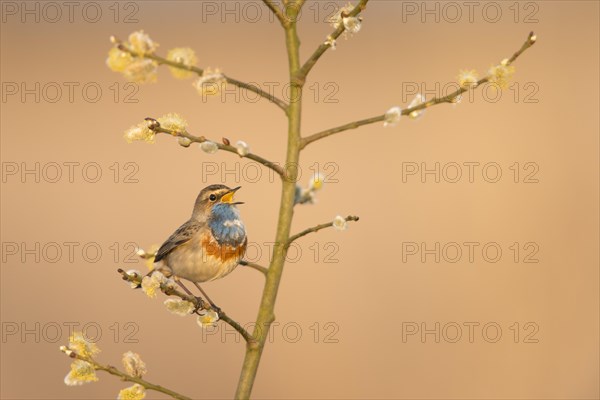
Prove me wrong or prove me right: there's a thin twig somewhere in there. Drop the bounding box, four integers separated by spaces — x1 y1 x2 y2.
296 0 307 9
300 32 537 149
117 45 289 114
218 312 256 344
300 115 384 149
239 260 268 276
508 32 537 64
295 0 369 85
262 0 288 26
64 352 191 400
151 124 285 178
287 216 359 245
117 269 256 344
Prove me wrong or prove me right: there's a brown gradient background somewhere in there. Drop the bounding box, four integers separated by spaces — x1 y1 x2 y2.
1 1 598 399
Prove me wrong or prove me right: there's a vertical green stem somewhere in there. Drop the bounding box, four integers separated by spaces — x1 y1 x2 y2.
234 8 303 400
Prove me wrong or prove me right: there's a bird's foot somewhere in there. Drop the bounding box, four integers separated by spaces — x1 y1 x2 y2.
193 296 207 312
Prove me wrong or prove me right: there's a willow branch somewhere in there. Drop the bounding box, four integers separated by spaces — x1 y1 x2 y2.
234 7 303 397
262 0 287 27
508 32 537 64
287 215 359 244
117 269 255 344
295 0 307 11
239 260 268 276
94 364 189 400
300 32 537 149
117 44 289 114
295 0 369 84
149 123 285 178
219 314 256 344
300 115 384 149
60 350 191 400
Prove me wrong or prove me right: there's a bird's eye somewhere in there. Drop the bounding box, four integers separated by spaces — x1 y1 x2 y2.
209 194 217 201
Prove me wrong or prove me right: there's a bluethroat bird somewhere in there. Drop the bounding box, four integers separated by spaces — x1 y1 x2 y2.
154 184 247 310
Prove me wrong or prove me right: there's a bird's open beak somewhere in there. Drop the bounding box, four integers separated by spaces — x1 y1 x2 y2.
220 186 243 204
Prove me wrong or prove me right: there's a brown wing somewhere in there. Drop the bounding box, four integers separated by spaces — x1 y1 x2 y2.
154 220 203 262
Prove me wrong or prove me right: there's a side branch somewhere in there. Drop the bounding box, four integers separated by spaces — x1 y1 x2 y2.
149 123 285 178
300 115 384 149
91 357 191 400
287 215 359 244
117 269 256 344
117 44 289 114
239 260 269 276
262 0 288 27
295 0 369 84
301 32 537 149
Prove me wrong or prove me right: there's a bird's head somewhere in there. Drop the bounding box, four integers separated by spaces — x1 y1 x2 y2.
192 184 243 219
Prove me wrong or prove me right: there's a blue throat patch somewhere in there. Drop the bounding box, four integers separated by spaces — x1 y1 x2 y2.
209 204 246 246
